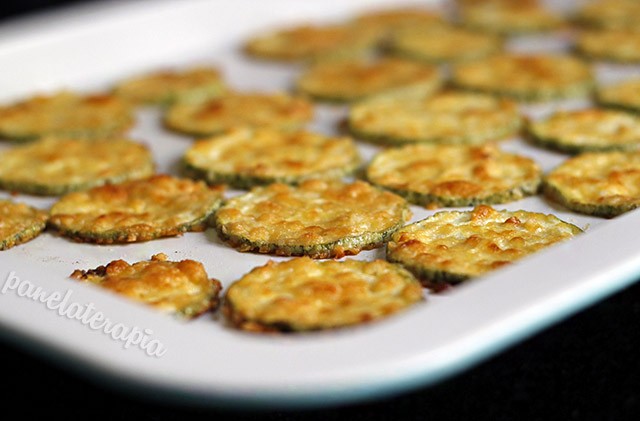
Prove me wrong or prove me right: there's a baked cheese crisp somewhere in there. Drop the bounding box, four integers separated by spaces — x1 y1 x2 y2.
244 23 378 62
214 180 411 258
576 30 640 63
0 200 48 251
387 205 582 286
164 92 313 137
459 0 563 34
49 175 224 243
223 257 423 332
0 91 133 141
183 128 361 188
351 7 443 39
543 151 640 217
114 66 226 105
366 144 541 207
0 137 155 196
527 109 640 153
574 0 640 30
452 54 593 102
597 79 640 113
349 90 521 145
70 253 222 318
295 58 442 103
389 25 502 63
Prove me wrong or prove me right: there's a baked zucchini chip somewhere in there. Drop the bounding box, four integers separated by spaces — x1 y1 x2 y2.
573 0 640 30
527 109 640 154
0 200 48 251
349 89 521 146
164 92 313 137
543 151 640 217
389 25 502 64
0 91 133 141
366 144 541 207
351 7 444 40
458 0 563 34
596 79 640 113
70 253 222 318
387 205 582 286
223 257 423 333
576 30 640 63
452 54 594 102
214 180 411 258
182 128 361 189
243 23 378 62
49 175 224 243
0 137 155 196
114 66 226 105
295 57 442 103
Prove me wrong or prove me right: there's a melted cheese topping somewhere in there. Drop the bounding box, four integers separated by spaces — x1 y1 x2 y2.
296 58 441 102
529 109 640 149
545 151 640 210
224 257 423 331
0 91 133 140
388 205 581 278
577 30 640 62
49 175 224 242
0 200 48 250
367 144 540 200
452 54 593 100
215 180 411 248
597 79 640 111
575 0 640 30
0 137 154 194
390 25 502 62
164 93 313 137
349 90 521 144
70 253 221 318
460 0 562 33
114 66 226 104
184 128 361 182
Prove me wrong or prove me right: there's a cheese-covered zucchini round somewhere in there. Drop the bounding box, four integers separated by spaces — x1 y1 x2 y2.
70 253 222 318
543 151 640 217
0 200 48 251
0 91 134 141
573 0 640 30
223 257 424 332
576 30 640 63
214 180 411 258
452 54 594 102
164 92 313 137
0 137 155 196
295 58 442 103
366 144 541 207
387 205 582 286
182 128 361 188
351 7 443 40
596 79 640 113
459 0 563 34
527 109 640 153
49 175 224 243
349 89 521 145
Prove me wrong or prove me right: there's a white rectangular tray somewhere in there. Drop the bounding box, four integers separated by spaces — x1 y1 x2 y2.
1 0 639 408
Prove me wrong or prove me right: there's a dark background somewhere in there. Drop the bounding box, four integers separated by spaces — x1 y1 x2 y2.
1 1 639 420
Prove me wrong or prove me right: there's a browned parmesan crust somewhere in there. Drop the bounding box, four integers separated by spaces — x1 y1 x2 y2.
0 200 48 250
49 175 224 243
70 253 222 318
214 180 412 258
223 257 424 332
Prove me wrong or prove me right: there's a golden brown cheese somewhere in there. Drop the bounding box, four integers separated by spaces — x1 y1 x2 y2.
214 179 411 258
182 127 361 188
164 92 314 137
71 253 222 318
49 174 224 243
387 205 582 283
574 0 640 30
0 91 134 141
459 0 563 34
366 144 541 206
295 57 442 102
576 30 640 63
0 137 155 195
597 79 640 112
223 257 423 332
0 200 48 250
543 151 640 217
